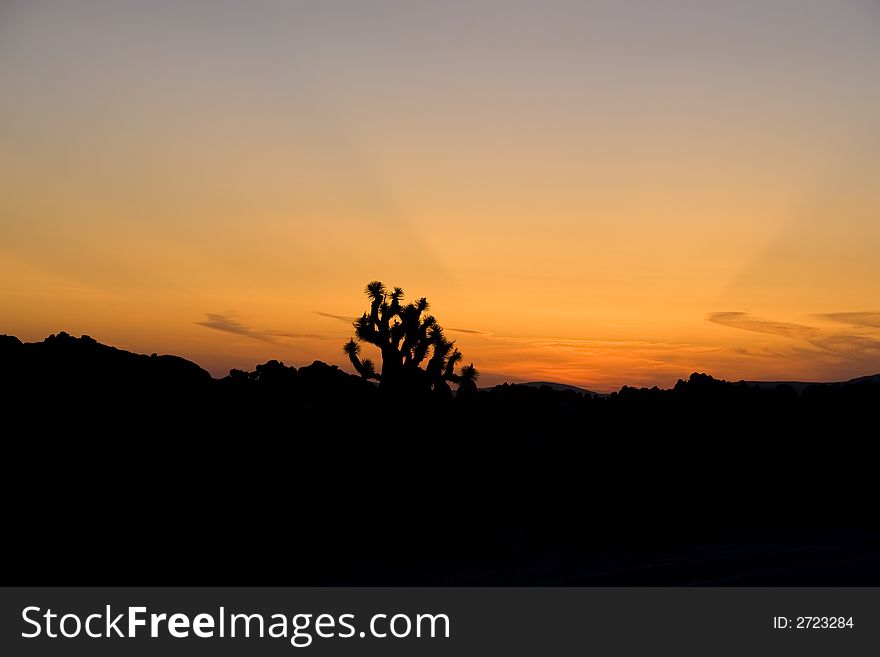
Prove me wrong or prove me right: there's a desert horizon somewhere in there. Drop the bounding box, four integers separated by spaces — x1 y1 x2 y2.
3 1 880 391
6 327 880 396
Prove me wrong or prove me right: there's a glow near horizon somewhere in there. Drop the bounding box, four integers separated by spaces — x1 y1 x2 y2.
1 0 879 391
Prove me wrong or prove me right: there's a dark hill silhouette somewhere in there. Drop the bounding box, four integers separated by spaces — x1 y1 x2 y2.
3 333 880 585
845 373 880 385
510 381 601 396
1 331 211 389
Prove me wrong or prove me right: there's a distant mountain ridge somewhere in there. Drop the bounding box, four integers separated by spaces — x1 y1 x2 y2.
510 381 601 396
489 374 880 397
845 373 880 385
742 373 880 394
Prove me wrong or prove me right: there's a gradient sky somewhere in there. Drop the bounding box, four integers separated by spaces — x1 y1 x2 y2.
2 0 879 390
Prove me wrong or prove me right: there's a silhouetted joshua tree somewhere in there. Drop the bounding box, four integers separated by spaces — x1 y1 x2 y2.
343 281 478 394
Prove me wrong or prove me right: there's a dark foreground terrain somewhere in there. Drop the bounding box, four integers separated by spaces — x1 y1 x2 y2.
3 332 879 584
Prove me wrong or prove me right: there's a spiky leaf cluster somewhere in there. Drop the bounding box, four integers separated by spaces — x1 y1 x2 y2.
343 281 478 391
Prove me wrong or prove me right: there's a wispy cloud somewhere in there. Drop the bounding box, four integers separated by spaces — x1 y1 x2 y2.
466 334 740 392
197 313 322 344
707 311 880 358
446 327 490 335
815 311 880 329
472 312 880 389
314 312 356 323
706 312 819 339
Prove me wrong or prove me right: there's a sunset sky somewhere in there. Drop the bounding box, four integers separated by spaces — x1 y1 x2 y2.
2 0 879 391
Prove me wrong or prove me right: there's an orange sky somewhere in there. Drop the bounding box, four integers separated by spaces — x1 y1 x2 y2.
2 1 880 391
